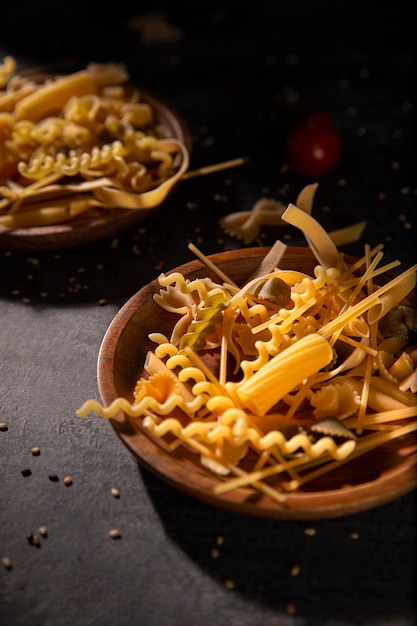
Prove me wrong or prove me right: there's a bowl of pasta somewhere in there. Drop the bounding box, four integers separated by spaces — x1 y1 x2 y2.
0 58 191 251
77 205 417 519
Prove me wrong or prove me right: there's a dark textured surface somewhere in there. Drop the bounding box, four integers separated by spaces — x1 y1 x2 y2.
1 2 416 625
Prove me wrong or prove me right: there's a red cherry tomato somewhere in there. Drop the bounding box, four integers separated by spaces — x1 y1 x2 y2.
285 111 342 177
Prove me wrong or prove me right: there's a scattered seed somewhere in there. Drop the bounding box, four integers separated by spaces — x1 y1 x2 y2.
224 578 235 590
290 564 301 576
98 298 107 306
0 422 8 431
31 447 40 456
109 528 121 539
304 526 316 536
27 533 41 548
48 474 59 482
285 602 297 615
2 556 12 570
63 476 72 486
210 548 220 558
216 535 224 545
348 530 359 540
21 469 32 477
39 526 48 537
110 487 120 498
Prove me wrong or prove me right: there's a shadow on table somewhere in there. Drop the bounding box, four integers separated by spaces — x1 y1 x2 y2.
139 463 417 624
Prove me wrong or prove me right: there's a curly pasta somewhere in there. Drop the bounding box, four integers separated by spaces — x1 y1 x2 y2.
0 58 189 229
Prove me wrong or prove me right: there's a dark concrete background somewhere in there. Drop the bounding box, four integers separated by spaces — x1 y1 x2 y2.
1 2 416 625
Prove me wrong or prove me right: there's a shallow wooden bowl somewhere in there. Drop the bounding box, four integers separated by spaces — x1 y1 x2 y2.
0 88 191 252
97 246 417 519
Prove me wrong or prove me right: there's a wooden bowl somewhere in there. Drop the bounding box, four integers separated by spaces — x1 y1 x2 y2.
97 246 417 520
0 89 191 252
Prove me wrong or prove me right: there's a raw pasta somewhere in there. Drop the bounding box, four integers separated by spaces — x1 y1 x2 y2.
0 57 189 230
77 204 417 503
219 182 367 247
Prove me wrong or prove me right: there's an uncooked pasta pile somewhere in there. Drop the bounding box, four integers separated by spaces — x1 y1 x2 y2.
77 204 417 503
0 57 189 230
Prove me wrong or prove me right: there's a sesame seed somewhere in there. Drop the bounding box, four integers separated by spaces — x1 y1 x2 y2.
304 526 316 536
224 578 235 590
48 474 59 482
210 548 220 558
109 528 121 539
216 535 224 545
21 469 32 477
98 298 107 306
290 564 301 576
39 526 48 537
0 422 8 431
31 447 40 456
111 487 120 498
63 476 73 486
285 602 297 615
2 556 12 570
27 533 41 547
348 530 359 540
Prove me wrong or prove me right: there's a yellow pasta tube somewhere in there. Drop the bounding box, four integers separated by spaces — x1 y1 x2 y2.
14 71 98 121
236 334 333 415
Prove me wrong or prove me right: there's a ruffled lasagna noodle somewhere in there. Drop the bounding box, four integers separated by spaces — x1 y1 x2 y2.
0 57 189 229
77 200 417 504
